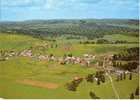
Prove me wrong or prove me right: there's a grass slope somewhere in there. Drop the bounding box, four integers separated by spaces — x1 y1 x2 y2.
0 34 44 51
0 57 138 99
103 34 139 42
0 33 139 99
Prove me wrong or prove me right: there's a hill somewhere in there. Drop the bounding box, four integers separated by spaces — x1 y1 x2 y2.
0 19 139 39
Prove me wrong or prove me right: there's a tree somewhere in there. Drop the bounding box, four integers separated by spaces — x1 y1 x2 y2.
50 53 53 57
113 61 116 67
129 73 132 80
86 74 94 83
66 82 77 91
55 44 58 48
113 54 117 60
66 78 83 91
123 72 126 79
120 73 123 80
130 93 134 99
135 86 139 96
101 75 105 83
116 75 120 81
68 53 72 57
96 39 110 44
89 91 100 99
97 79 100 85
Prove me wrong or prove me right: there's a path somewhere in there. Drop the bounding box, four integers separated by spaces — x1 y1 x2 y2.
103 58 120 99
16 79 59 89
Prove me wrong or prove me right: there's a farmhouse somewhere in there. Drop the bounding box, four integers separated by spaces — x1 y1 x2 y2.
20 50 32 57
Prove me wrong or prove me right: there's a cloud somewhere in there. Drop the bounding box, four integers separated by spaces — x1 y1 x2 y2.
1 0 138 9
1 0 139 21
1 0 104 8
74 0 103 4
44 0 64 9
1 0 46 7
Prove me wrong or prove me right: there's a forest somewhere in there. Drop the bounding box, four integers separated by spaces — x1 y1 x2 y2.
0 19 139 40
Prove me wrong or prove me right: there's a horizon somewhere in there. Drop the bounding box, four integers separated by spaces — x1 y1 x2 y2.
0 18 139 22
0 0 139 21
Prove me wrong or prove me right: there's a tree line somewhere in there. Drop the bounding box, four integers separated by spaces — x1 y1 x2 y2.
112 47 139 71
0 19 139 40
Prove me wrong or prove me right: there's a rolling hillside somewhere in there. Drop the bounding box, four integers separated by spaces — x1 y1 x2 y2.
0 19 139 39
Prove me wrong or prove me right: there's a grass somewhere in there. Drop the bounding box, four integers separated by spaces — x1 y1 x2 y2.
0 57 139 99
45 43 138 56
103 34 139 42
0 33 138 56
112 74 139 99
0 33 45 51
0 33 139 99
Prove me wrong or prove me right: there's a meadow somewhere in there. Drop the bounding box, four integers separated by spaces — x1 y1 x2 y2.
0 56 138 99
0 33 139 99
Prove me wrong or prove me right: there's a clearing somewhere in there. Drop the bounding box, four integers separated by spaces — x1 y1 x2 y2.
16 79 59 89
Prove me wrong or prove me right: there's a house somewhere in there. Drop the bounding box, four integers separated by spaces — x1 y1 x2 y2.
20 50 32 57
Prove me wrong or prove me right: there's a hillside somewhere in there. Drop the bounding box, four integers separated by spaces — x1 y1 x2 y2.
0 19 139 39
0 19 139 99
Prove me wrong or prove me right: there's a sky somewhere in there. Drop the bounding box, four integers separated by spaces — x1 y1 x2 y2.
0 0 139 21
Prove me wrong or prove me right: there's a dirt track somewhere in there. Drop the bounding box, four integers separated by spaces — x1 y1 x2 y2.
16 79 59 89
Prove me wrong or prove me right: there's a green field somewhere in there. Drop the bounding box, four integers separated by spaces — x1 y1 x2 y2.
0 57 138 99
0 33 138 56
102 34 139 42
0 34 45 51
0 33 139 99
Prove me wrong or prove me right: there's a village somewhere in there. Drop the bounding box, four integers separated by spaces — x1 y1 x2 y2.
0 48 132 78
0 43 138 99
0 49 96 66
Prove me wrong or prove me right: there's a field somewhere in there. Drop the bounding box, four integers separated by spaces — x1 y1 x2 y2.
102 34 139 43
0 56 138 99
0 32 139 99
0 34 138 56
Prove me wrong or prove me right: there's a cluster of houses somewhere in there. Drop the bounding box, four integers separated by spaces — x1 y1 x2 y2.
20 50 32 57
10 49 96 66
0 50 19 61
0 50 33 61
38 54 96 67
58 54 96 66
0 49 131 74
0 49 131 80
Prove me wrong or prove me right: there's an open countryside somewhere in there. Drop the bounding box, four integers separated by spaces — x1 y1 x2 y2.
0 19 139 99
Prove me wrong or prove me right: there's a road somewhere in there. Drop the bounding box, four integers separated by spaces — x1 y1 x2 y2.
103 58 120 99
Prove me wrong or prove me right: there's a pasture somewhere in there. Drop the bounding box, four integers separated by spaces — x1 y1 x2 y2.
0 33 139 99
0 56 138 99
